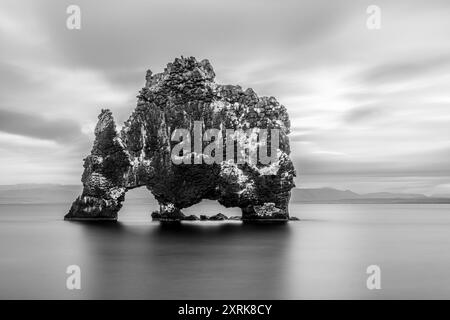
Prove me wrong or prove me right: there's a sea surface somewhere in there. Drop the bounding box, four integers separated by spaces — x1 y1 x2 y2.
1 201 450 299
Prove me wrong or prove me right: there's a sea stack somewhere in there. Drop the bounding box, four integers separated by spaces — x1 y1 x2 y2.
65 57 296 222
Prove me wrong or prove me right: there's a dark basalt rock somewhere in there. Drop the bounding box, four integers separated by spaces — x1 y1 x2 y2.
65 57 296 222
160 210 185 222
209 213 228 221
183 215 200 221
151 210 161 220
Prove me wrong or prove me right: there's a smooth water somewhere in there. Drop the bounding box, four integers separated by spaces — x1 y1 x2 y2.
1 203 450 299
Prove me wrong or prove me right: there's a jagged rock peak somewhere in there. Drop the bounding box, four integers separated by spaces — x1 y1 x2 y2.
144 57 215 88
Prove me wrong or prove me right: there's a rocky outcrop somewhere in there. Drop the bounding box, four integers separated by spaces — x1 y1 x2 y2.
209 213 228 221
65 57 296 222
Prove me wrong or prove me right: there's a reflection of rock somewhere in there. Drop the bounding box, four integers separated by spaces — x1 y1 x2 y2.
65 57 296 222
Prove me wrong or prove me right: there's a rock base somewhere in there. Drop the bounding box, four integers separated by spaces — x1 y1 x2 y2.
64 217 118 221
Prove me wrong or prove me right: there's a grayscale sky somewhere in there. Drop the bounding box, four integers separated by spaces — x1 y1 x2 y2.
0 0 449 195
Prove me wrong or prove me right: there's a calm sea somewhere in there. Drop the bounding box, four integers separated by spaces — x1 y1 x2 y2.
1 202 450 299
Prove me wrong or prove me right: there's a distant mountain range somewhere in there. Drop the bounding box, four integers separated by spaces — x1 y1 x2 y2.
0 184 449 205
290 187 450 203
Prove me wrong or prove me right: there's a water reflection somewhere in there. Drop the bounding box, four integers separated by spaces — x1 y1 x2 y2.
4 203 450 299
78 221 292 299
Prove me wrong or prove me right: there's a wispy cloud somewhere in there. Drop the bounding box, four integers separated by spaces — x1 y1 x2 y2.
361 55 450 84
344 105 387 123
0 109 83 143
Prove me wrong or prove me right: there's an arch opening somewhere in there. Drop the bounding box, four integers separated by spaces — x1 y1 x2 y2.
119 187 158 222
181 200 242 220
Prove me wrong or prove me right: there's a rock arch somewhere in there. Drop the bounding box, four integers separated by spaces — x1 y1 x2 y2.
65 57 296 222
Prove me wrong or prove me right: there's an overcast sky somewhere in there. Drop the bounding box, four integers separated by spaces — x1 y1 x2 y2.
0 0 449 195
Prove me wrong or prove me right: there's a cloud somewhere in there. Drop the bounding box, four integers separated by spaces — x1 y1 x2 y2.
362 55 450 85
0 0 449 193
29 0 356 89
0 109 83 143
344 105 386 123
298 139 450 174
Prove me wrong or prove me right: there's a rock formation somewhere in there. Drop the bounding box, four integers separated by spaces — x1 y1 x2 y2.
65 57 296 222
